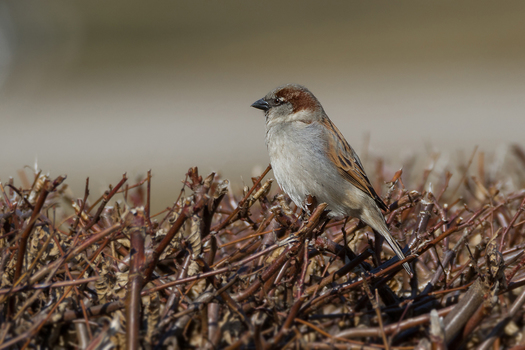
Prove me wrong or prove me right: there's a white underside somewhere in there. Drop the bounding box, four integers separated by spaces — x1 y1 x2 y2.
266 119 382 226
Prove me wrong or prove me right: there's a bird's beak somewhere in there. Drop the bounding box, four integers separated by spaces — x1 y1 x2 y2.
251 98 270 111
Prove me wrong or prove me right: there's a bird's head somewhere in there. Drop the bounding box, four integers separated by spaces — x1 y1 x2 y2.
251 84 325 125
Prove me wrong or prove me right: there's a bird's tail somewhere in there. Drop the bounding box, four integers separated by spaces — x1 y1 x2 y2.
377 226 413 276
359 202 413 276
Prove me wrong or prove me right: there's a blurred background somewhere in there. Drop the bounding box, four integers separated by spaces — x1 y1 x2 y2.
1 1 524 212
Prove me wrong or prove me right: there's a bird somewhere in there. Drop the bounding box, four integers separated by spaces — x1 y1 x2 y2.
251 84 411 275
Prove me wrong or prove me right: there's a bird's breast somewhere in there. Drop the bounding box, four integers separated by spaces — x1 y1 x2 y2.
265 122 348 214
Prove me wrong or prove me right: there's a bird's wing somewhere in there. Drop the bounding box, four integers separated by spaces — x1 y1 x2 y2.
320 117 388 212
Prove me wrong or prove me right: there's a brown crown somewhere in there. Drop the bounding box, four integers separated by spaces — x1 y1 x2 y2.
275 85 320 113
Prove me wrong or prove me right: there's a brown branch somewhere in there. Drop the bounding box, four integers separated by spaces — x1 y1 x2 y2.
442 278 487 344
450 145 478 198
142 242 285 295
0 276 99 295
126 225 146 350
142 204 190 284
29 223 122 285
272 298 304 348
197 258 253 332
84 174 127 231
12 176 65 298
50 300 126 324
12 179 48 278
71 177 90 233
478 286 525 350
144 169 152 228
336 305 454 339
6 184 34 210
211 164 271 232
234 243 299 302
304 249 372 296
499 194 525 250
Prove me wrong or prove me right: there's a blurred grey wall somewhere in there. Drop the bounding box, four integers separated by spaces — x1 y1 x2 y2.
1 1 525 211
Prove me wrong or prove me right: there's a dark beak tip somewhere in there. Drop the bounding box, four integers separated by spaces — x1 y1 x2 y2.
251 98 270 111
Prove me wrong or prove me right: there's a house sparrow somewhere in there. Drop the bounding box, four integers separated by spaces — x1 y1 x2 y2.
251 84 411 275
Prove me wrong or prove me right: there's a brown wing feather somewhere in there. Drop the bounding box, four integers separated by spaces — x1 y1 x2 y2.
321 117 388 212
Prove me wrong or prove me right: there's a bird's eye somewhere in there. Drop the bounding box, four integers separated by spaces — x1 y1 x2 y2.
274 98 283 105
